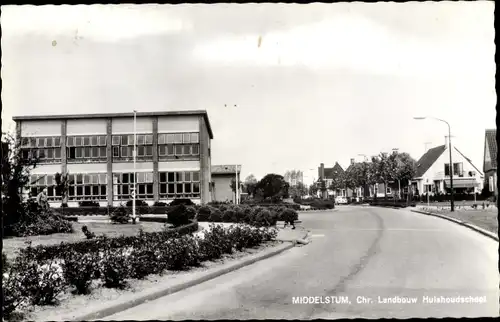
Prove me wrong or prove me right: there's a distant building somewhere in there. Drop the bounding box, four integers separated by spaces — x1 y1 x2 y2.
284 170 304 187
412 139 483 196
211 164 241 203
317 162 345 198
483 129 497 197
13 110 214 206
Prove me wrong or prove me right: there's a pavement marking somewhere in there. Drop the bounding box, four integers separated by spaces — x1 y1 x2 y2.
311 234 325 237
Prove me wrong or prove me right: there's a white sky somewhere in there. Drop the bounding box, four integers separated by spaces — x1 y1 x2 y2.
1 3 496 184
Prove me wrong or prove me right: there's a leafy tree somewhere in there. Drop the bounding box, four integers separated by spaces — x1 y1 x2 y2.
243 174 258 197
289 181 308 198
2 132 39 236
54 172 70 206
256 173 289 200
309 182 319 197
390 152 417 200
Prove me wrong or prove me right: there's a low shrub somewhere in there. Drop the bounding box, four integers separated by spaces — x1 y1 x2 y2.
168 204 191 227
3 221 275 318
79 200 100 208
153 201 167 207
12 210 74 237
280 208 299 224
110 206 130 224
82 225 96 239
99 247 131 289
170 198 195 206
209 209 223 222
311 200 335 210
62 251 99 294
197 205 212 221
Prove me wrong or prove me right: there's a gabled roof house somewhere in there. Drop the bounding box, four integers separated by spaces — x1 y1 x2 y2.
412 142 483 196
483 129 497 196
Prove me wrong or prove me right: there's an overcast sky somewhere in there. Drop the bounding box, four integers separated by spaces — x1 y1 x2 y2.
1 2 496 184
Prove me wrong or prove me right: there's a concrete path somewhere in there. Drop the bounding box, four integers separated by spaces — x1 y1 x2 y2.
103 206 498 320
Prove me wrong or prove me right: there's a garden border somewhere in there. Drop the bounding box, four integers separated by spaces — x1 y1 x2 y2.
70 240 301 321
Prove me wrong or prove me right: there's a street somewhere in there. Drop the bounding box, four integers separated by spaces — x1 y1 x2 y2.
103 206 499 320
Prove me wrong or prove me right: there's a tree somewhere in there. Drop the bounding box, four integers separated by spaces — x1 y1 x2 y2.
390 152 417 201
55 172 70 206
289 181 308 198
2 132 39 235
243 174 258 197
346 162 373 198
256 173 289 201
309 182 319 197
371 153 398 199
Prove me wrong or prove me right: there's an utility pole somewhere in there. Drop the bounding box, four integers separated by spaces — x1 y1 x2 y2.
132 110 137 224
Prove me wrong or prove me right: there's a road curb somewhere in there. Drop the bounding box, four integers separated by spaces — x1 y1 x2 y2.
71 242 296 321
411 209 499 242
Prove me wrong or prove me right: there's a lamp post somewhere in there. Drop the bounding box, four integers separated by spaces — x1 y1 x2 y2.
414 116 454 212
235 165 239 205
132 110 137 223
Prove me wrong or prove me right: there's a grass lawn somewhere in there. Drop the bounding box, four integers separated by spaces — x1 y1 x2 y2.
2 221 170 260
420 207 498 236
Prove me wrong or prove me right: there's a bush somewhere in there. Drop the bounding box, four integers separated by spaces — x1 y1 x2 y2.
110 206 130 224
2 253 8 273
79 200 100 208
99 248 131 289
170 198 195 206
62 251 99 294
12 209 74 237
311 200 335 210
197 205 212 221
209 209 223 222
126 199 150 215
280 208 298 224
82 225 96 239
153 201 167 207
168 204 191 227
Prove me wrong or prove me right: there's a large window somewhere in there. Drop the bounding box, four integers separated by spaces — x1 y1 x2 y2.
112 134 153 160
66 173 107 201
444 162 464 177
21 136 62 163
159 171 200 199
67 135 107 161
29 174 60 201
113 172 154 200
157 132 199 160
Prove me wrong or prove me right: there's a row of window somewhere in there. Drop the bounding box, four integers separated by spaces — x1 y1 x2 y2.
22 136 61 148
20 132 199 148
23 148 62 160
29 171 202 201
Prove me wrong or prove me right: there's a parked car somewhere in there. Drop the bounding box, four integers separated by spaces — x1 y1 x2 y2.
335 196 348 204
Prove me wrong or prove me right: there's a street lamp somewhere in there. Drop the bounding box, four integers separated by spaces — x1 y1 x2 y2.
132 110 137 223
413 116 455 212
235 165 240 205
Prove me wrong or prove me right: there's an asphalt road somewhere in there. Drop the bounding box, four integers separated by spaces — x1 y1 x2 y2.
103 206 499 320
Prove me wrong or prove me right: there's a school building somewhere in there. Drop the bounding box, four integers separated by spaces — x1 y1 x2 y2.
13 110 214 206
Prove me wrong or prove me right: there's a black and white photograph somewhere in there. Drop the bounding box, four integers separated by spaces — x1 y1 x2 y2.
1 1 497 320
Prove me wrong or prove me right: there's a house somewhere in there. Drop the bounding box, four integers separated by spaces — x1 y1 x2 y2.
317 162 345 198
483 129 497 197
412 139 483 196
211 164 241 203
13 110 214 206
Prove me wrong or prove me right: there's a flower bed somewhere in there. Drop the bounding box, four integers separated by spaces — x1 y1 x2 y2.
2 222 276 320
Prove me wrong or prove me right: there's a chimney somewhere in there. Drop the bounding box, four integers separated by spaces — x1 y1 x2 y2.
320 163 325 179
350 158 355 165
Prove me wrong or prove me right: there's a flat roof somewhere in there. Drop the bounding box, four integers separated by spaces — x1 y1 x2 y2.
12 110 214 139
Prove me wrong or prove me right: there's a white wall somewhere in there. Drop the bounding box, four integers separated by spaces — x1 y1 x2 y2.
113 162 154 172
112 117 153 134
30 164 63 175
67 119 107 135
67 163 107 173
158 161 200 171
418 145 483 193
158 116 199 133
21 120 61 137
